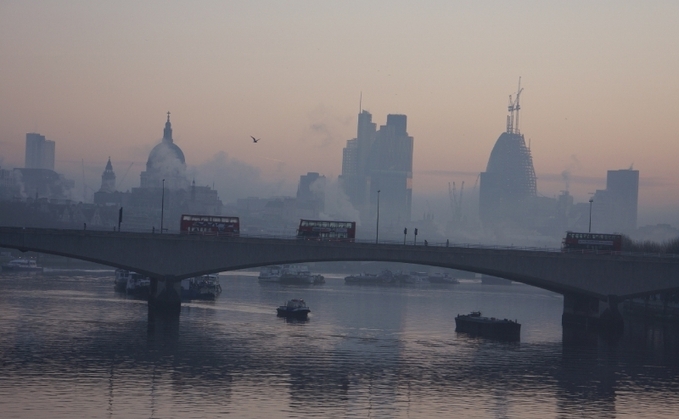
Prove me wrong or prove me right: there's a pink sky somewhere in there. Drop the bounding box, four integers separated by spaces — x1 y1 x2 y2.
1 1 678 226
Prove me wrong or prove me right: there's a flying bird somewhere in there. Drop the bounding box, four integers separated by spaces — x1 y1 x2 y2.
250 136 260 143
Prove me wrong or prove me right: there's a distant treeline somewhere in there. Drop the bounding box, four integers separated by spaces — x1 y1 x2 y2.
622 235 679 254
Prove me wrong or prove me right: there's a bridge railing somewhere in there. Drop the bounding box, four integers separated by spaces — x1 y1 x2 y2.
4 225 679 260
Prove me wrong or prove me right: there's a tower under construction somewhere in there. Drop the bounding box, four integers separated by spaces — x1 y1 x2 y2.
479 79 537 229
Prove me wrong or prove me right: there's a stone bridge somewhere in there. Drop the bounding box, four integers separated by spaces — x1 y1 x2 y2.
2 227 679 329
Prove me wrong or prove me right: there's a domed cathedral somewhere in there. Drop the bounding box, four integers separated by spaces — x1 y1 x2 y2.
479 80 538 230
139 112 189 190
121 113 223 232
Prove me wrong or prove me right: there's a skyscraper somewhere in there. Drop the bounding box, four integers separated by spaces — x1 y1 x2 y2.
368 114 413 226
340 110 377 211
479 81 537 229
340 110 413 229
25 133 55 170
591 168 639 234
297 172 326 219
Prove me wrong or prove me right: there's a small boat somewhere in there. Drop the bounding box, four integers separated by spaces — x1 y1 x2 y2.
181 274 222 301
1 258 43 272
276 298 311 319
455 311 521 341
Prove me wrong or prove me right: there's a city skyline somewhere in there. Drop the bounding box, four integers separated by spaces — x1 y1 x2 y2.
1 1 678 227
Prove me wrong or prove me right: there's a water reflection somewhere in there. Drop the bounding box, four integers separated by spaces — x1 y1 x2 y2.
0 272 678 418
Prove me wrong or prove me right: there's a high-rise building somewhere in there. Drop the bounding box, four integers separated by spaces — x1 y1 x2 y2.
591 168 639 234
25 133 55 170
368 114 413 226
340 110 413 229
297 172 326 219
479 82 537 229
340 110 377 211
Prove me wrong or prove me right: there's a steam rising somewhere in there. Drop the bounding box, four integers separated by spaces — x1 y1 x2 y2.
192 151 294 202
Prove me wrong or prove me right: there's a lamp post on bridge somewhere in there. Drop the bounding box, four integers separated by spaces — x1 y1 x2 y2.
413 228 418 245
403 227 407 245
588 198 593 233
161 179 165 234
375 189 380 244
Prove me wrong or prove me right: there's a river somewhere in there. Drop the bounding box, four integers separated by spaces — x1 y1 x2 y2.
0 269 678 418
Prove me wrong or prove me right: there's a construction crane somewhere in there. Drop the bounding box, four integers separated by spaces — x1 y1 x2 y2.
506 77 523 135
118 162 134 190
81 159 90 202
472 173 480 194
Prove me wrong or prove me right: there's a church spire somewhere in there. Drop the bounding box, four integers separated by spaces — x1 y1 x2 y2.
163 111 173 142
99 157 116 193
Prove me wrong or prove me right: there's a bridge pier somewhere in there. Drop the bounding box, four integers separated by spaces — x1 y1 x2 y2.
148 277 182 314
562 293 624 336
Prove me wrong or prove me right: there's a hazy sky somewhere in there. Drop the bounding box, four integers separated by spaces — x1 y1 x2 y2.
1 1 678 226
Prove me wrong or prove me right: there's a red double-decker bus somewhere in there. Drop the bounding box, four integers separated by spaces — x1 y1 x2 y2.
180 214 240 236
296 219 356 242
562 231 622 252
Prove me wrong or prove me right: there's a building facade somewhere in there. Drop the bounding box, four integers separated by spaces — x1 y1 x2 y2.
340 111 413 231
479 84 537 230
25 133 55 171
591 169 639 234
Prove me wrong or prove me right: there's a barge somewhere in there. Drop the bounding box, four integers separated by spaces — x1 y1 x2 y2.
455 311 521 341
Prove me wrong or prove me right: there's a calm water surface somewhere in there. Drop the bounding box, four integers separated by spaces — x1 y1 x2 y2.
0 270 678 418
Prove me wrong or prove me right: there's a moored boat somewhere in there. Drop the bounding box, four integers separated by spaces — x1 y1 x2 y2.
124 271 151 298
405 271 429 284
276 298 311 319
1 258 43 272
258 265 282 283
114 269 130 291
455 311 521 341
181 274 222 300
428 272 460 284
259 264 324 285
279 265 314 285
344 269 409 285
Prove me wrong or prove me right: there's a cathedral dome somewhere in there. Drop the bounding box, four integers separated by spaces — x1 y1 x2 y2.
146 140 185 170
146 112 185 170
140 112 188 190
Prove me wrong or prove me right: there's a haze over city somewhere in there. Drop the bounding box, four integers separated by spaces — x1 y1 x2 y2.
2 1 678 227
